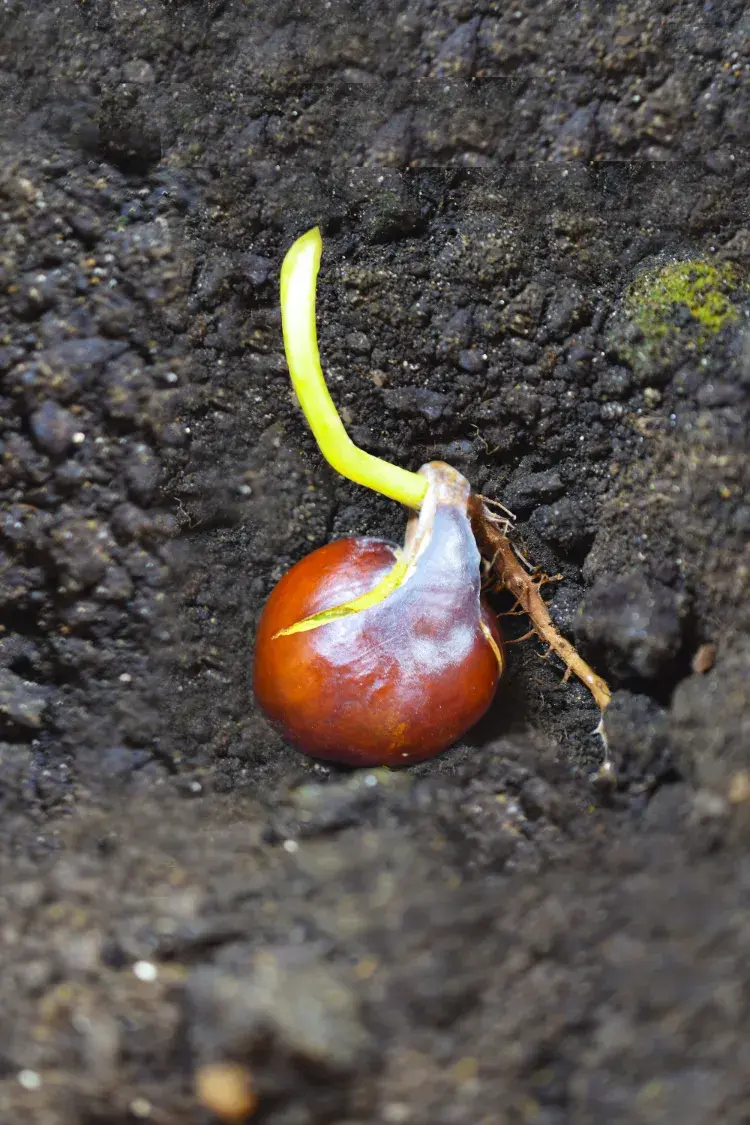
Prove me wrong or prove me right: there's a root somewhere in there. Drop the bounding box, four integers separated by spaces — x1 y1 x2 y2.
469 494 611 714
504 628 538 645
482 496 517 523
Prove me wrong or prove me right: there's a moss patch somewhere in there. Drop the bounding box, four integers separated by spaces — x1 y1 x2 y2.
609 257 748 382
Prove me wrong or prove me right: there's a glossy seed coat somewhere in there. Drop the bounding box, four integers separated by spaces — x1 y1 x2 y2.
253 463 503 766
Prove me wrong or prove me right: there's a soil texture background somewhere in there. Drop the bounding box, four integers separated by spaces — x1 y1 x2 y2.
1 1 749 1123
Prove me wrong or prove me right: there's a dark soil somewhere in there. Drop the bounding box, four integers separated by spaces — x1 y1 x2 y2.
1 2 749 1123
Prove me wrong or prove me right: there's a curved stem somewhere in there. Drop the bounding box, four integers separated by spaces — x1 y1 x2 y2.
280 228 428 510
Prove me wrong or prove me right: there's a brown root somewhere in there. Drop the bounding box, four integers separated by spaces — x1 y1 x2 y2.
469 494 611 714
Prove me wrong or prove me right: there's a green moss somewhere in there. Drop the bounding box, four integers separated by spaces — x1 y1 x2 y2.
628 259 741 336
609 256 748 382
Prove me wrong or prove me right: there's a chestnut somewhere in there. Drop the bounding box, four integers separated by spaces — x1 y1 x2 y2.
254 463 503 766
252 226 611 770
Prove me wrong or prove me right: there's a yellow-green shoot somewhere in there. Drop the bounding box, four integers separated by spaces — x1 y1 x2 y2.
280 227 428 510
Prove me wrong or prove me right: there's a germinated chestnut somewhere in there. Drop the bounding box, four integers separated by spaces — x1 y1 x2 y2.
253 463 503 766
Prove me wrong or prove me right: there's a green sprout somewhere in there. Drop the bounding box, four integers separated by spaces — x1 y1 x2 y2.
280 227 428 510
277 226 612 720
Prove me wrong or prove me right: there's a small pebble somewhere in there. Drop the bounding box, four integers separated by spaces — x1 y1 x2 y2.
728 770 750 805
196 1062 257 1122
133 960 158 982
0 668 48 730
29 400 78 456
691 643 716 674
17 1069 42 1091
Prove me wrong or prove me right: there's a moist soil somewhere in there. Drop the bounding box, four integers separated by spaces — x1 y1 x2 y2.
1 2 749 1123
